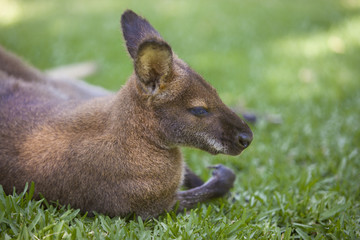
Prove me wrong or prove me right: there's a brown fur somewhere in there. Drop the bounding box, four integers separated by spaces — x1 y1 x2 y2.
0 10 252 219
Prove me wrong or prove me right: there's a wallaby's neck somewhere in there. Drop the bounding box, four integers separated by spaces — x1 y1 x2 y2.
107 75 172 151
51 75 171 155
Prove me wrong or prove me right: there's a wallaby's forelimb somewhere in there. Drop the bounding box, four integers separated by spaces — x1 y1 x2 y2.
177 165 235 212
183 166 205 189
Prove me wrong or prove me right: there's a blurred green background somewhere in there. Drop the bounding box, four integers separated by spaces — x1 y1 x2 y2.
1 0 359 238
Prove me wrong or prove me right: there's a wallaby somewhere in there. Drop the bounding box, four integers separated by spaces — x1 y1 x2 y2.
0 10 253 219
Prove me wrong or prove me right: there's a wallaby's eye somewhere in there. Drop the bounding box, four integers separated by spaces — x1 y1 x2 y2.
189 107 209 117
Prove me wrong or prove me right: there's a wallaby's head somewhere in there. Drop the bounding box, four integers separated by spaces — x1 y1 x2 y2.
121 10 253 156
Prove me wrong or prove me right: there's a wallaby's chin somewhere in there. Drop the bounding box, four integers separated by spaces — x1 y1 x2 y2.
195 134 246 156
224 139 250 156
203 147 244 156
225 146 246 156
207 145 245 156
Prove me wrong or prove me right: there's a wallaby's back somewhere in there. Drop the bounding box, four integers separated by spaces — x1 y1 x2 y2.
0 46 87 196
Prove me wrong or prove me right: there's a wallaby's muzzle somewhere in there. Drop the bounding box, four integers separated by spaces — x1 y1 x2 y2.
238 132 253 149
222 122 253 156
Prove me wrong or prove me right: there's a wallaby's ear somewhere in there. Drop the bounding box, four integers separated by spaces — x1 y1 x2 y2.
121 10 173 94
121 10 162 59
134 39 173 94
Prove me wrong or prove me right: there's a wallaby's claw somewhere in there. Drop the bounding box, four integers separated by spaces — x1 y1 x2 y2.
208 164 223 177
208 164 236 187
209 164 235 178
204 164 236 198
208 164 221 170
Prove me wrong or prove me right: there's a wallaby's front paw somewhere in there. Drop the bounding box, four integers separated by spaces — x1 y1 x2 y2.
208 164 236 182
208 164 236 197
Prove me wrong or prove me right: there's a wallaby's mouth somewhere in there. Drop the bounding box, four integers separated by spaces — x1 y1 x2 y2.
207 145 245 156
200 132 252 156
226 145 248 156
220 130 253 156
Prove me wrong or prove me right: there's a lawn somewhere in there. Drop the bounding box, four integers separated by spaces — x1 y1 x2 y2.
1 0 360 239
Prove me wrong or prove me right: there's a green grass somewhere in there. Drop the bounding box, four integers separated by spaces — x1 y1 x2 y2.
1 0 360 239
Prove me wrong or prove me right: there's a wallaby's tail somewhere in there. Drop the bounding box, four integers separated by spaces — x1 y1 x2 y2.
0 45 45 82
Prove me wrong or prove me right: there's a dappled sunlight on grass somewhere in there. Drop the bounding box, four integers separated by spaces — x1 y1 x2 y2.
0 0 21 26
273 15 360 59
263 14 360 102
341 0 360 9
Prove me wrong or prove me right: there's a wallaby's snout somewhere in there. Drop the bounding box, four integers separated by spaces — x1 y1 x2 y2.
238 132 252 149
232 110 253 151
233 121 253 154
217 107 253 156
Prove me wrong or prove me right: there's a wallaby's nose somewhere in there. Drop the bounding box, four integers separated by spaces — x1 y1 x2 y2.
238 132 252 148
